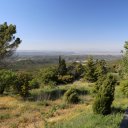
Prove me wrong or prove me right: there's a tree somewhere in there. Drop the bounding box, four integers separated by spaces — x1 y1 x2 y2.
38 67 58 86
67 62 84 79
0 22 21 65
94 59 108 81
121 41 128 79
93 75 106 94
93 74 117 115
85 57 96 82
58 56 67 76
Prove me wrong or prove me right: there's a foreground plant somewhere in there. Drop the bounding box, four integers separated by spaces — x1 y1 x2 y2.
93 74 117 115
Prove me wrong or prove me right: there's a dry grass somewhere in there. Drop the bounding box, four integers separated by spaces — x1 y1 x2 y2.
1 81 125 128
0 96 45 128
0 92 92 128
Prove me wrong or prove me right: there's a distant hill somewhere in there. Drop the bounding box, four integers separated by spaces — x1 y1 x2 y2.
16 50 121 56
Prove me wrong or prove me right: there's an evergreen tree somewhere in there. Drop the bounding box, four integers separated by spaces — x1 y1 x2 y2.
93 74 117 115
85 57 96 82
58 56 67 76
0 22 21 65
94 59 108 81
67 62 84 79
93 75 106 94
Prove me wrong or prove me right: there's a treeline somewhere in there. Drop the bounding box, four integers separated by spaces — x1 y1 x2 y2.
0 55 114 100
7 54 121 71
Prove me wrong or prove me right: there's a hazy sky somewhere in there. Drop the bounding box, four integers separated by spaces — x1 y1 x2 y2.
0 0 128 52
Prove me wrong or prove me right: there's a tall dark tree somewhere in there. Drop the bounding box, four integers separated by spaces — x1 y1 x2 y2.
0 22 21 65
58 56 67 76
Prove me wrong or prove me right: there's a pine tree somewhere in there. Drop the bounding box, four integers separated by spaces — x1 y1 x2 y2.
0 22 21 65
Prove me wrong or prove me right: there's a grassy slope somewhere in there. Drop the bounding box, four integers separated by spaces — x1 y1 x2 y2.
0 81 127 128
48 82 127 128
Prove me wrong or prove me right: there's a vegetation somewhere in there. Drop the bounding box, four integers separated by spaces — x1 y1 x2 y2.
84 57 96 82
0 22 21 67
67 62 84 79
0 22 127 128
120 80 128 97
93 74 117 115
58 56 67 76
0 70 15 94
64 88 80 104
121 41 128 79
38 67 58 86
95 59 108 80
13 72 32 99
84 57 108 82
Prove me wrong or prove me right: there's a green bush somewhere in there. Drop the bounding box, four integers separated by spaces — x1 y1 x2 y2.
64 88 80 104
120 80 128 97
93 94 111 115
38 67 58 86
93 74 117 115
29 78 40 89
0 70 16 94
14 72 32 98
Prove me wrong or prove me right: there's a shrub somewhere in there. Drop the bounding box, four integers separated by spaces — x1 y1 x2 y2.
120 80 128 97
0 70 16 94
93 94 111 115
64 88 80 104
29 78 40 89
14 72 32 98
58 56 67 76
93 74 117 115
38 67 58 86
58 75 74 84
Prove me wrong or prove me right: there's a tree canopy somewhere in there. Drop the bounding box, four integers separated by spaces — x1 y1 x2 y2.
0 22 21 62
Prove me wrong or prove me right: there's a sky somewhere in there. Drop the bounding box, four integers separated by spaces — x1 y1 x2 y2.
0 0 128 52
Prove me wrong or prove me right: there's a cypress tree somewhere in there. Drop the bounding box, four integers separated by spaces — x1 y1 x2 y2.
58 56 67 76
93 74 117 115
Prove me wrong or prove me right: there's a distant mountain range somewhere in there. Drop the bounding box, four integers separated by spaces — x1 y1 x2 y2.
16 50 121 56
